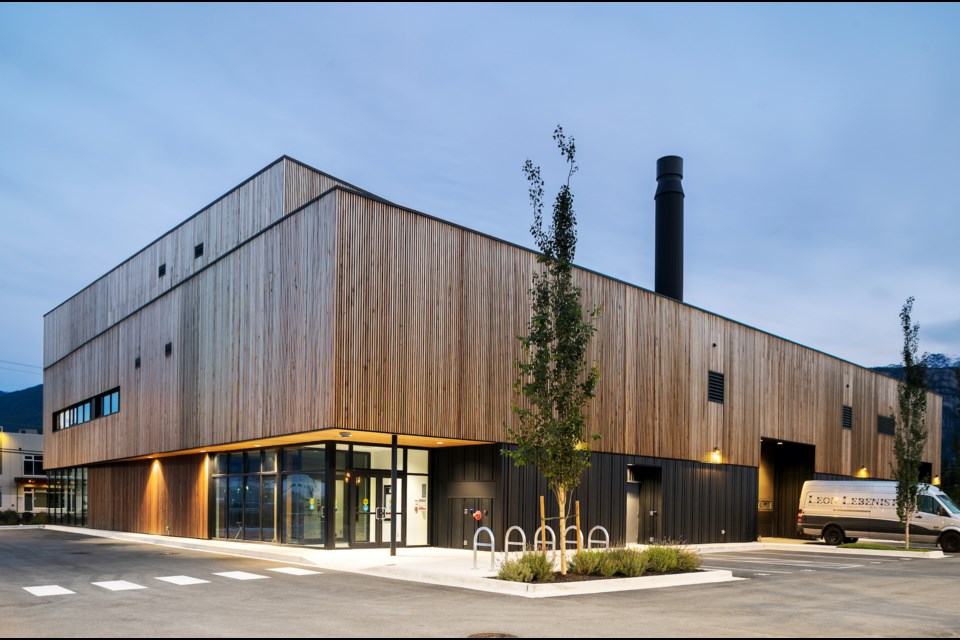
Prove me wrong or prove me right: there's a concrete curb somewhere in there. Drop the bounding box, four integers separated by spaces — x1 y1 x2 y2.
362 568 740 598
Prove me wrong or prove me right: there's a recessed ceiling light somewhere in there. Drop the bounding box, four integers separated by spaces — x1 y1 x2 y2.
339 431 352 438
436 441 444 445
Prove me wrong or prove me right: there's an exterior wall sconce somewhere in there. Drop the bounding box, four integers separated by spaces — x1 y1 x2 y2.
711 447 722 464
856 465 869 478
933 475 941 486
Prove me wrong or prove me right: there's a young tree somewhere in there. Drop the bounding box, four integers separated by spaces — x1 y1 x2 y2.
504 126 600 575
892 296 928 550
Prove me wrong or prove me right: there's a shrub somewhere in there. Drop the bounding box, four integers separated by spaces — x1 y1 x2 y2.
0 510 19 525
674 547 701 572
30 512 48 525
609 547 648 577
642 545 678 574
569 550 617 577
497 551 555 583
641 544 701 574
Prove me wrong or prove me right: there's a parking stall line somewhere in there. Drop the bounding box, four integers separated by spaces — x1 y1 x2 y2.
92 580 148 591
266 567 322 576
156 575 211 585
23 585 75 597
213 571 269 581
701 565 793 574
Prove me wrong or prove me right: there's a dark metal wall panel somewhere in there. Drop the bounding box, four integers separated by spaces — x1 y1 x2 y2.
432 445 758 549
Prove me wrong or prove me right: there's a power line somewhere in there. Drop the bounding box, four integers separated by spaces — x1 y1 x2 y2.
0 359 42 370
0 366 42 376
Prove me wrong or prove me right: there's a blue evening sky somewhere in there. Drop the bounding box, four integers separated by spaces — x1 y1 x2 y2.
1 3 958 391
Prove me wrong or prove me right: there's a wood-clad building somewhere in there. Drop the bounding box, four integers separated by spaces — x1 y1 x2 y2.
44 156 943 548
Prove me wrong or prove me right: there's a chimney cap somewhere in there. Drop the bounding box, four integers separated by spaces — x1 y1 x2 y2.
656 155 683 180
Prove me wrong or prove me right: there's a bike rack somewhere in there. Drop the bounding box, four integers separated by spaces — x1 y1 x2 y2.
564 525 584 550
587 525 610 549
503 526 527 562
533 525 557 555
472 526 496 570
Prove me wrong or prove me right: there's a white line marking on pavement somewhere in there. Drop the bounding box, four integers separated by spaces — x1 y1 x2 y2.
702 557 862 569
156 575 210 585
267 567 322 576
213 571 269 580
92 580 147 591
23 585 75 596
701 566 793 574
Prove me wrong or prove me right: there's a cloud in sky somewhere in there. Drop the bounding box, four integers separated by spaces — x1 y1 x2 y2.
1 4 958 391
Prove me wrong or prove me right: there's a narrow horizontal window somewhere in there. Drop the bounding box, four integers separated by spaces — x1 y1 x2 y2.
53 387 121 431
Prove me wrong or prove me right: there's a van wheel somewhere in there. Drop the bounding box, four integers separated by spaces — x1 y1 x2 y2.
822 526 844 546
843 537 859 544
940 532 960 553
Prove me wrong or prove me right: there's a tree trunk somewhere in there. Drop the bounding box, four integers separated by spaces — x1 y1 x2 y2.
557 487 568 576
905 513 911 550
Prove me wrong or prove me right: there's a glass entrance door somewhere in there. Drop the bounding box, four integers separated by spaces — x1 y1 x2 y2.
349 472 403 548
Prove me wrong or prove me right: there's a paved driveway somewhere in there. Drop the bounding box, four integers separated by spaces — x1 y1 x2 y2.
2 529 959 637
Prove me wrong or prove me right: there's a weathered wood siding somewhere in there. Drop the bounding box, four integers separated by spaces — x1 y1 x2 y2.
332 191 941 476
43 158 344 368
44 163 942 479
87 455 208 538
45 191 338 467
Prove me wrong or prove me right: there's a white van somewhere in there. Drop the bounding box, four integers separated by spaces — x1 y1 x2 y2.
797 480 960 552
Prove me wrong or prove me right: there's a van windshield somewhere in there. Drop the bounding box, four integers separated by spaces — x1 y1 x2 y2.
937 493 960 515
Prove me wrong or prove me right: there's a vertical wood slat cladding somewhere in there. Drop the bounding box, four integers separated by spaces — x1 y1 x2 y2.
87 455 208 538
333 191 941 476
45 164 942 480
43 158 350 369
45 194 338 468
44 162 287 368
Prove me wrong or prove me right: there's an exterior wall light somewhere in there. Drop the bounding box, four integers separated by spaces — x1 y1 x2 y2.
933 475 941 486
711 447 722 464
857 465 869 478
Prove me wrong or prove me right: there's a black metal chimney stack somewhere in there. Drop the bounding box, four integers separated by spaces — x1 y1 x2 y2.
655 155 684 301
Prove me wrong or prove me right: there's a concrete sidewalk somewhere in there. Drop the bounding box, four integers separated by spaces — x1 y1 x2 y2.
42 525 740 597
38 526 942 598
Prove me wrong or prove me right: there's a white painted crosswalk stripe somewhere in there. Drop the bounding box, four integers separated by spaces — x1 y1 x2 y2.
23 585 75 597
267 567 322 576
156 575 210 585
92 580 147 591
213 571 269 581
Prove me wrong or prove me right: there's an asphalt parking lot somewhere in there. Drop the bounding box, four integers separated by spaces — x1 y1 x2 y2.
2 528 959 638
701 548 955 578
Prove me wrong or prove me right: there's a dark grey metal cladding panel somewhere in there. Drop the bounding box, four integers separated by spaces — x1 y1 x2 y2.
431 445 501 548
447 481 496 499
496 448 758 548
